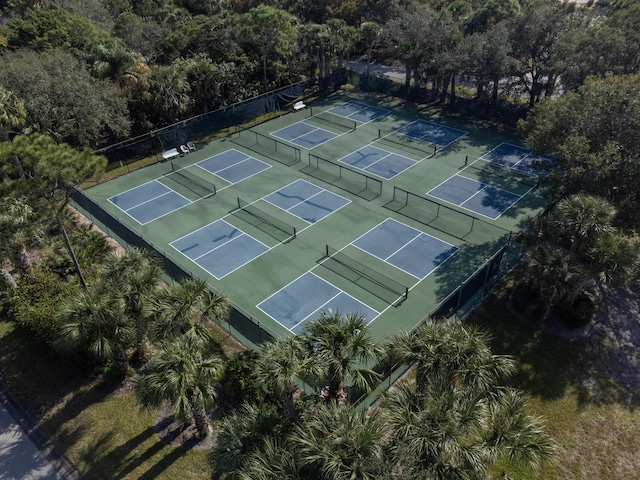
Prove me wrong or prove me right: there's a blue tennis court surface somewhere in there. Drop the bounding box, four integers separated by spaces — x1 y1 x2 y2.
257 272 379 334
397 119 467 148
197 149 270 184
326 101 389 123
339 145 416 179
353 218 458 279
263 179 350 223
170 219 269 279
428 175 521 220
108 180 190 224
272 122 337 149
481 143 530 167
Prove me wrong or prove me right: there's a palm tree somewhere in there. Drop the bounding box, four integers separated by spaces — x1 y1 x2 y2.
292 404 385 480
300 311 384 404
586 232 640 290
208 403 290 477
257 336 323 425
55 289 134 375
0 85 26 143
382 321 554 478
135 334 224 438
554 194 616 255
360 22 382 76
388 317 515 396
150 278 230 342
0 196 44 280
89 42 141 86
148 63 191 125
237 436 302 480
100 248 163 361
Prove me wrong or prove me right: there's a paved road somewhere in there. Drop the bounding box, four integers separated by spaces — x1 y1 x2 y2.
348 60 406 83
0 383 82 480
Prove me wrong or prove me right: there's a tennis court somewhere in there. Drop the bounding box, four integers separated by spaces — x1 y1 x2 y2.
326 101 389 123
271 121 339 149
397 119 467 149
427 172 526 220
197 149 270 184
80 91 552 344
171 219 270 279
108 180 191 225
338 145 417 179
264 179 350 224
353 218 459 279
257 271 379 334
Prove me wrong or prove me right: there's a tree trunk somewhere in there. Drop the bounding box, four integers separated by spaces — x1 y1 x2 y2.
492 77 499 101
261 47 269 92
324 380 345 405
404 64 411 89
115 346 130 377
449 73 457 106
192 403 210 438
57 214 88 290
136 319 150 362
440 75 450 102
366 47 372 76
285 387 302 426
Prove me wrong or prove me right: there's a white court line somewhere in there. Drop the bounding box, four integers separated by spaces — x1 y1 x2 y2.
338 145 417 180
170 219 271 280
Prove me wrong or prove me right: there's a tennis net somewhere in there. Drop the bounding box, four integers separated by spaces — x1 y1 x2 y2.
377 128 437 159
236 197 296 241
323 245 408 304
307 107 357 132
304 154 382 201
232 128 301 166
168 163 217 198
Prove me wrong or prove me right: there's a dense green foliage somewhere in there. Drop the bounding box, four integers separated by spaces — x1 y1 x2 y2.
0 0 637 147
1 0 640 478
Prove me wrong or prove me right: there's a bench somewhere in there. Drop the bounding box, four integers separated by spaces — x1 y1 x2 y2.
293 101 306 111
162 148 180 160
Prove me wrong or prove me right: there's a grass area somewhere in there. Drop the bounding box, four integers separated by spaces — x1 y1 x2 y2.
467 276 640 479
2 270 639 479
0 316 221 479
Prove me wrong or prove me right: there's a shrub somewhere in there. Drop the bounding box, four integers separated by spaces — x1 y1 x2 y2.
6 266 79 344
552 293 595 329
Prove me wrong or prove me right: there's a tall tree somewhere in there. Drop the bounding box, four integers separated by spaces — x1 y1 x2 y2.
0 49 131 146
100 247 163 361
240 5 298 91
55 289 134 375
0 85 26 143
257 335 323 425
292 404 385 480
0 133 107 288
135 334 224 438
0 195 44 285
147 63 192 127
360 22 381 76
208 403 291 477
520 73 640 227
517 194 639 318
299 311 383 404
383 318 554 479
150 278 230 342
508 4 570 107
